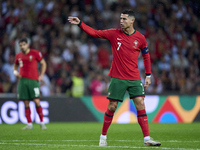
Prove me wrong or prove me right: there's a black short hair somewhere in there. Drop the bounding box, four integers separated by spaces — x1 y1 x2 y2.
18 38 28 44
121 9 135 17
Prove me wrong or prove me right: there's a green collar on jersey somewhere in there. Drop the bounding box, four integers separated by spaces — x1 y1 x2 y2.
122 29 136 36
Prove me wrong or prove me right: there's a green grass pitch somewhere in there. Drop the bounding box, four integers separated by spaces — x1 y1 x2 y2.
0 122 199 150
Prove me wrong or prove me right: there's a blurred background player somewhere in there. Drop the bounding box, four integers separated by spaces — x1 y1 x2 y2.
13 38 47 130
68 9 161 146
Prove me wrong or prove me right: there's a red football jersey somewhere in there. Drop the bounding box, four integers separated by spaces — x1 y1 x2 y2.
79 22 151 80
14 49 43 80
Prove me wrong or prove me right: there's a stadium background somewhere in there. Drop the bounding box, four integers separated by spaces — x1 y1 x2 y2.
0 0 200 124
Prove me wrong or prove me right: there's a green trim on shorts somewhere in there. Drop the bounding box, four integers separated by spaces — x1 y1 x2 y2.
107 77 145 101
17 78 40 100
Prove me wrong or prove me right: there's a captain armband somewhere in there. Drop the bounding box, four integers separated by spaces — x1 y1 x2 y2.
141 47 149 54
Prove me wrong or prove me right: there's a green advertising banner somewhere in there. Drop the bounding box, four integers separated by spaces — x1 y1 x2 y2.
81 95 200 123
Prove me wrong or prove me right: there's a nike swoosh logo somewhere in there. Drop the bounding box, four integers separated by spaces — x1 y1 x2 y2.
117 38 123 40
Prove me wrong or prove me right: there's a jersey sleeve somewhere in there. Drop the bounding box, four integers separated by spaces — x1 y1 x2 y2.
14 54 19 65
142 53 151 75
79 22 112 40
140 35 149 54
140 35 151 75
35 50 43 62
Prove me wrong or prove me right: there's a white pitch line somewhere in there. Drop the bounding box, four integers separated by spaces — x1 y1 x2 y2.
0 140 199 143
0 142 199 150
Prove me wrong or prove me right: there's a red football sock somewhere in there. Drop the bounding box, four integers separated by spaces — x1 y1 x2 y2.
102 108 115 135
137 109 149 137
36 106 43 122
25 107 32 123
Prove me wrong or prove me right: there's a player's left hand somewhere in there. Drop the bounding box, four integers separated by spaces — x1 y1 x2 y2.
38 75 43 82
144 77 151 89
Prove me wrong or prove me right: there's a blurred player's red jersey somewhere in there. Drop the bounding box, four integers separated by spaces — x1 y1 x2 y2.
14 49 43 80
79 22 151 80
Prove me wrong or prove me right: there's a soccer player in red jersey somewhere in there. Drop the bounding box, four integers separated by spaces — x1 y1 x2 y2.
13 38 47 130
68 9 161 146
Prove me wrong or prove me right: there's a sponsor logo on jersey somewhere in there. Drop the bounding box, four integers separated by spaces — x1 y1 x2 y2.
117 38 123 40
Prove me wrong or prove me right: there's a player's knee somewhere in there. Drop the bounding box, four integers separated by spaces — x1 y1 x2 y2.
133 97 145 110
24 101 29 107
109 106 115 111
34 99 40 106
109 104 117 111
139 101 145 109
108 100 118 111
136 101 145 110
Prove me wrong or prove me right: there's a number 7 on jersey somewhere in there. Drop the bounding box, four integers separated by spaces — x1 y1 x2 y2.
117 42 121 51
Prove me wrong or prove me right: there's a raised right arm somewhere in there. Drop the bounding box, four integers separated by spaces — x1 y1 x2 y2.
68 16 110 39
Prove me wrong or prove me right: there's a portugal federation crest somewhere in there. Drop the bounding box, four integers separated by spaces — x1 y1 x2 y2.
133 40 138 48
